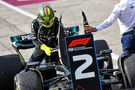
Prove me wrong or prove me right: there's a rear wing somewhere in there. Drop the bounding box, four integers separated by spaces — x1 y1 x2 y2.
10 33 35 49
10 34 35 62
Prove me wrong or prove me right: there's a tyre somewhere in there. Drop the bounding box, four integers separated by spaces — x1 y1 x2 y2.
14 71 42 90
123 54 135 88
95 40 113 69
0 54 22 90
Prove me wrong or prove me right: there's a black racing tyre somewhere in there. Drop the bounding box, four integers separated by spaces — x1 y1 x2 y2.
123 54 135 88
95 40 113 69
14 71 43 90
0 54 22 90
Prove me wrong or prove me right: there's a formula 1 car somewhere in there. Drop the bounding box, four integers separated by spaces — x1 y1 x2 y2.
0 11 135 90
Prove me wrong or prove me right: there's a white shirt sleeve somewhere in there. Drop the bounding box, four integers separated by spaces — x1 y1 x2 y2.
96 4 121 31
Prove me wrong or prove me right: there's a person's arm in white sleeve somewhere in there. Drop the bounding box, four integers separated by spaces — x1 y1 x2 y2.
96 4 121 31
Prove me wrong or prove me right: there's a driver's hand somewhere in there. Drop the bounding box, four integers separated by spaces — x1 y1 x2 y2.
40 44 52 56
84 25 95 33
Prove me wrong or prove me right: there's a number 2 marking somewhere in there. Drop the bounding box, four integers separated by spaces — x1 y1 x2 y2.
73 54 95 80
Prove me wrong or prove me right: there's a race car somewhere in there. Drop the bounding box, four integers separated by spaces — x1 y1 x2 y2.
0 11 135 90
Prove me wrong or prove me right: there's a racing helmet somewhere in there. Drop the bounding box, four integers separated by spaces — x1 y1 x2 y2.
37 5 55 28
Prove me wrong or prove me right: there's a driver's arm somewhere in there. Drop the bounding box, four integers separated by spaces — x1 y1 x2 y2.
31 19 42 48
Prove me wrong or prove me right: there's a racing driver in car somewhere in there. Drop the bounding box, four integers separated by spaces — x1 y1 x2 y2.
29 4 65 62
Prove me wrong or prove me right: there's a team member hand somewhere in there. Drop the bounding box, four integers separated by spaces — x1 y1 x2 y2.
84 25 96 33
40 44 52 56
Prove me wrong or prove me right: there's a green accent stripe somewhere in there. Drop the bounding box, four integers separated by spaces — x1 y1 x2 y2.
43 7 46 17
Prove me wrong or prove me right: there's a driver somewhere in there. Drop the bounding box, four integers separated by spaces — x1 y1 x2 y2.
84 0 135 57
29 4 65 62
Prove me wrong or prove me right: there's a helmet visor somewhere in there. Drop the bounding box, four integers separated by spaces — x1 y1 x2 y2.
38 16 55 28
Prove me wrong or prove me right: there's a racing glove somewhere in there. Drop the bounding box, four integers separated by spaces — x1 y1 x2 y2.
40 44 52 56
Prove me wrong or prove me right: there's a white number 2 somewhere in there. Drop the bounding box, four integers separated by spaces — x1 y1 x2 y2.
73 54 95 80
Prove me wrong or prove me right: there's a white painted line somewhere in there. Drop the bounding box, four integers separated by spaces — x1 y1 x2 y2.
0 0 36 19
0 0 120 61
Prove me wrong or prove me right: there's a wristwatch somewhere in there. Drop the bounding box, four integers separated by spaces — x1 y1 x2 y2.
93 28 97 32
